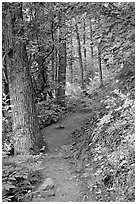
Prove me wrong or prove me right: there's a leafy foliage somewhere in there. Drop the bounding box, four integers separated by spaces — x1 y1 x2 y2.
66 68 135 202
2 155 44 202
36 100 67 128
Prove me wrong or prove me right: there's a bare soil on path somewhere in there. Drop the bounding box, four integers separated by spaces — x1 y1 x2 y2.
43 112 91 153
35 111 91 202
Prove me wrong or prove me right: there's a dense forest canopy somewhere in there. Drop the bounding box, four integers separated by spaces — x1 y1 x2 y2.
2 2 135 95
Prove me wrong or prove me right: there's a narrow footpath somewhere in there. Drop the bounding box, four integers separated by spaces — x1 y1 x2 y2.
33 111 91 202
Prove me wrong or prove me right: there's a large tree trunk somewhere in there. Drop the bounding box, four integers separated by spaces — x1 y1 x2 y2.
75 22 84 90
4 2 47 155
56 16 67 106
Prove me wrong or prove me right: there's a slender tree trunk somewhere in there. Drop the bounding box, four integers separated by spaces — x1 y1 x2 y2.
55 48 58 82
75 22 84 89
36 33 48 97
83 17 86 71
4 2 46 155
57 39 66 106
31 73 39 99
89 18 94 59
54 47 58 101
98 43 103 87
69 24 73 84
37 56 47 94
56 16 67 106
2 63 11 117
51 51 54 81
54 29 59 101
2 63 10 106
2 13 10 108
51 16 55 82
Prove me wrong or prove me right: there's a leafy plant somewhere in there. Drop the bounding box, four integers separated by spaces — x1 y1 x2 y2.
2 158 43 202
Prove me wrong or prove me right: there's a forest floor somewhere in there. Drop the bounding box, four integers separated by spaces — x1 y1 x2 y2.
31 75 135 202
30 85 110 202
33 106 92 201
3 68 135 202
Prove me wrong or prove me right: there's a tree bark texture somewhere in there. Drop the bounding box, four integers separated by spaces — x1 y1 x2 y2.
4 3 46 155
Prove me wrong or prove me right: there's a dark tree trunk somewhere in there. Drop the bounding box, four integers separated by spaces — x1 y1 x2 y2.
51 51 55 81
75 22 84 89
54 47 58 100
69 22 73 84
2 63 10 106
2 63 11 117
37 56 48 99
55 48 58 82
3 2 47 155
89 18 94 59
83 17 87 71
57 40 66 106
56 17 67 106
98 43 103 87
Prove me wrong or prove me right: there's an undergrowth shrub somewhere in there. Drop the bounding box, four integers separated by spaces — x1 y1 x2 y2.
2 156 43 202
36 98 76 128
68 77 135 201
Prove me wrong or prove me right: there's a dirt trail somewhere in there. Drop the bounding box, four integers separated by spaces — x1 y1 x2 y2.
43 112 90 153
35 111 91 202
